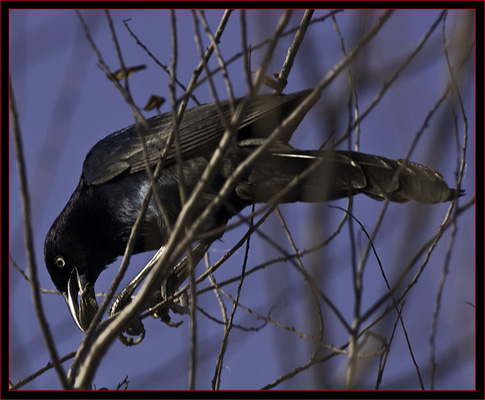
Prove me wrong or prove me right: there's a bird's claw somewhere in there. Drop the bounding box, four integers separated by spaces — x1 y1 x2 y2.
145 274 187 327
117 318 146 346
108 287 147 346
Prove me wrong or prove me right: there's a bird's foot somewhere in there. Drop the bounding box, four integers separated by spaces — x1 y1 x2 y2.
108 285 147 346
117 318 146 346
145 274 187 328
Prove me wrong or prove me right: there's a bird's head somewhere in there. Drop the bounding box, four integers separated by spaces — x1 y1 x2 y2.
44 210 104 332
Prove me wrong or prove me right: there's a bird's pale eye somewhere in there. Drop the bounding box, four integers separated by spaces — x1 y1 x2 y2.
54 256 66 268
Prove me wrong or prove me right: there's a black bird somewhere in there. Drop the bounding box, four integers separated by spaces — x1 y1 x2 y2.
44 89 460 332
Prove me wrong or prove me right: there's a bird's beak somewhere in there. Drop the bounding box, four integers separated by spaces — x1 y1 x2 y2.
64 268 99 332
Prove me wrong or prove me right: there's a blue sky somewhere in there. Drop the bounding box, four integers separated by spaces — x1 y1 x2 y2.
9 9 476 390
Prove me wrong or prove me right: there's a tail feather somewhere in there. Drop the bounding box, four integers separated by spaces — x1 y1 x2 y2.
246 150 460 204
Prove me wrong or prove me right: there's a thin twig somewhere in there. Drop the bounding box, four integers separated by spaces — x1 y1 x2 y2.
10 82 70 389
123 17 200 105
272 10 314 92
333 10 446 147
212 207 253 390
197 10 235 106
330 205 424 389
239 11 253 89
10 351 76 390
10 256 58 295
429 11 469 388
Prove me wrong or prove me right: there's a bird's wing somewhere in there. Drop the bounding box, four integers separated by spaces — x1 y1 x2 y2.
82 90 313 185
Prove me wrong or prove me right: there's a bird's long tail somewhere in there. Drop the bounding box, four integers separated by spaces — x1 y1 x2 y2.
244 150 461 204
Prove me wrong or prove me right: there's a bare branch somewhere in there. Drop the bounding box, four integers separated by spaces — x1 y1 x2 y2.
10 82 70 389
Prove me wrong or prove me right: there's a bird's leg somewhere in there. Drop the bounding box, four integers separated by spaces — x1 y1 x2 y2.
108 246 167 318
171 239 214 289
107 247 168 345
109 239 213 327
147 239 215 324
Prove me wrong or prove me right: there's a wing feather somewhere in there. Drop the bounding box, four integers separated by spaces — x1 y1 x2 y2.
83 90 312 185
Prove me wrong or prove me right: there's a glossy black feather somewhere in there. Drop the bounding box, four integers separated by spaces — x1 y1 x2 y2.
44 89 460 332
82 90 312 185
